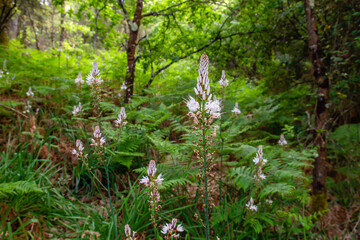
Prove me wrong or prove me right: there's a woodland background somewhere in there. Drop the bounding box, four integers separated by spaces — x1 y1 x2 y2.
0 0 359 239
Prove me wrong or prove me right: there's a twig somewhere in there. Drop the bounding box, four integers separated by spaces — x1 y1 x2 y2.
0 104 28 118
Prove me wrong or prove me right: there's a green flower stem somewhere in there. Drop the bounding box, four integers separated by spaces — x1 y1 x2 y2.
202 102 210 240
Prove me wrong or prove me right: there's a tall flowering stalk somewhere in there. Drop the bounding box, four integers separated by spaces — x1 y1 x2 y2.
186 53 221 239
23 87 34 114
253 145 267 182
86 62 103 118
140 160 164 237
72 139 89 169
218 70 228 205
246 146 268 213
114 107 127 129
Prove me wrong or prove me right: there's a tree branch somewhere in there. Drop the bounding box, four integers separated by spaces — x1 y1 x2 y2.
117 0 132 29
143 31 258 89
142 0 209 17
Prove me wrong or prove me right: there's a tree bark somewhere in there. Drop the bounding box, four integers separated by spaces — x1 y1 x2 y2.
122 0 143 103
304 0 330 213
28 14 40 50
51 5 55 48
59 2 66 48
0 0 17 46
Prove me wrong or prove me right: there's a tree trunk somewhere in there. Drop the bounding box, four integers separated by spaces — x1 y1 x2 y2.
124 0 143 103
10 13 18 39
305 0 330 213
51 5 55 48
0 0 17 46
59 3 66 48
28 14 40 50
20 15 28 48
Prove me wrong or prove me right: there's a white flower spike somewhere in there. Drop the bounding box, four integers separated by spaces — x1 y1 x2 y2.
278 133 288 146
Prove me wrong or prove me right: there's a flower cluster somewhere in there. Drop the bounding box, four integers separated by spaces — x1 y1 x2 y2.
124 224 136 240
231 102 241 116
90 125 105 150
23 87 34 114
72 139 85 159
218 70 229 88
72 102 83 117
26 87 34 97
188 54 221 120
114 107 127 128
245 197 257 212
85 62 103 117
140 160 164 222
75 72 84 86
86 62 103 87
278 133 288 146
161 218 184 239
253 145 267 181
23 101 32 114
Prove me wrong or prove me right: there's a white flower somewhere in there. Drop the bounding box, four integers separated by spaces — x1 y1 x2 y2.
259 174 266 180
114 107 127 128
232 102 241 115
176 224 184 232
155 173 164 185
246 197 257 212
185 96 200 112
72 102 82 116
278 133 288 146
75 72 84 85
72 149 77 155
218 70 229 88
93 126 101 138
73 139 85 159
161 218 184 238
265 199 273 204
139 176 149 185
76 139 84 152
161 224 170 234
121 82 127 90
253 156 260 165
26 87 34 97
205 98 221 118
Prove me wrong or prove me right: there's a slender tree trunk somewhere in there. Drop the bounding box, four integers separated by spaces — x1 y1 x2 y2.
124 0 143 103
59 3 66 48
305 0 330 213
20 15 28 48
10 13 18 39
51 5 55 48
28 14 40 50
